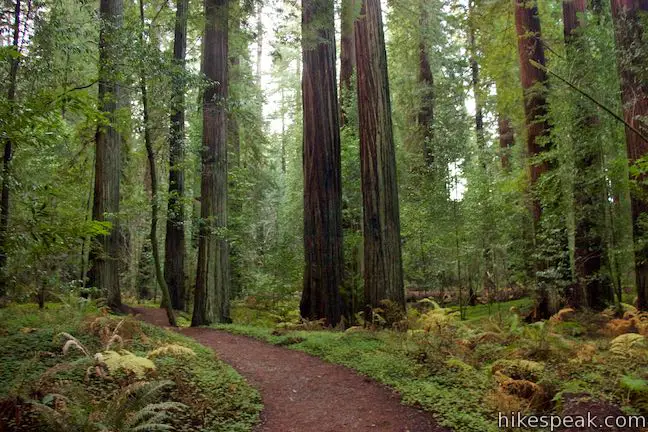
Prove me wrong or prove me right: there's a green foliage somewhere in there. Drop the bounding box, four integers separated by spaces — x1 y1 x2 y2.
0 304 261 431
219 299 648 431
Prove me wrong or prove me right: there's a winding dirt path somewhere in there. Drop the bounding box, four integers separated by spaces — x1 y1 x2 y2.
132 307 447 432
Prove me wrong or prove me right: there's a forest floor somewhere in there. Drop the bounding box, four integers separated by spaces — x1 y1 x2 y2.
0 302 261 432
133 306 446 432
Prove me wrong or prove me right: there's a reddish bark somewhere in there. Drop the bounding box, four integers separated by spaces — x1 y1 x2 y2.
515 0 552 318
515 0 551 220
90 0 124 311
339 0 355 126
193 0 230 325
498 116 514 170
355 0 405 309
300 0 344 326
164 0 189 311
417 1 434 167
611 0 648 310
418 40 434 167
563 0 612 310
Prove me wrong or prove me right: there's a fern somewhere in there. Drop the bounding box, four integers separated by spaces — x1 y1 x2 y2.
609 333 646 357
104 380 185 431
126 401 185 431
98 350 156 377
58 332 90 357
147 344 195 359
33 381 185 432
620 375 648 412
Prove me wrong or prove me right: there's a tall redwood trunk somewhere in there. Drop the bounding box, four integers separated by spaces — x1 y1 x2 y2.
611 0 648 310
0 0 21 299
339 0 355 125
563 0 611 309
228 2 242 297
355 0 405 310
417 0 434 167
192 0 230 326
164 0 189 311
91 0 123 311
468 0 484 151
468 0 488 306
514 0 552 319
300 0 344 326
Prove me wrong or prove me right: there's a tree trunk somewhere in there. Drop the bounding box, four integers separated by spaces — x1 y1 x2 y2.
468 0 484 151
354 0 405 310
139 0 176 326
417 0 434 168
611 0 648 310
514 0 552 319
91 0 123 311
563 0 612 310
164 0 189 311
255 3 263 83
339 0 355 125
498 116 514 170
192 0 230 326
300 0 344 326
228 2 242 298
0 0 20 300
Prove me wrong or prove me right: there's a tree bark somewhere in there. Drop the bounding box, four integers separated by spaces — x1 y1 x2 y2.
228 1 242 298
300 0 344 326
164 0 189 312
468 0 484 151
91 0 123 311
139 0 176 326
611 0 648 310
498 116 514 170
192 0 230 326
0 0 21 300
339 0 355 126
468 0 488 306
417 0 434 168
354 0 405 310
514 0 552 319
255 3 263 84
563 0 612 310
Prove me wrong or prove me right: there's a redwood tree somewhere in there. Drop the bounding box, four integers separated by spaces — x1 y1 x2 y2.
339 0 355 124
192 0 230 326
0 0 21 299
498 116 514 170
611 0 648 310
514 0 552 318
164 0 189 311
355 0 405 310
563 0 611 309
417 2 434 168
91 0 124 311
301 0 344 326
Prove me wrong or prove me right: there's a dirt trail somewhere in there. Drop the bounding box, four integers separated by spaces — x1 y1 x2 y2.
132 307 447 432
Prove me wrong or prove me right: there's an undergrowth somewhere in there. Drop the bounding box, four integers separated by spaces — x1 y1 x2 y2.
215 298 648 432
0 302 261 431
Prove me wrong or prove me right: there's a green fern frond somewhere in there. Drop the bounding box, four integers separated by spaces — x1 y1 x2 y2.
99 350 156 377
147 344 195 359
610 333 645 357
